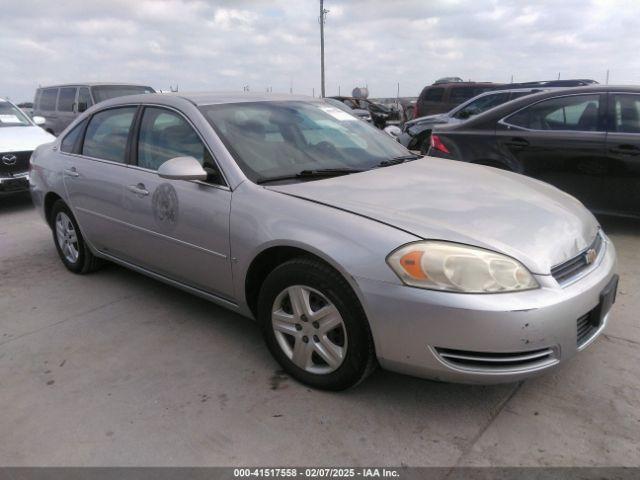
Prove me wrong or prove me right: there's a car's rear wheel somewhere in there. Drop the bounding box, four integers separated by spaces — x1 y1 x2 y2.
258 258 376 390
51 200 102 274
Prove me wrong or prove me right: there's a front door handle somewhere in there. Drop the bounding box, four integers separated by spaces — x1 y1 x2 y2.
63 167 79 178
127 183 150 197
504 137 530 148
610 144 640 156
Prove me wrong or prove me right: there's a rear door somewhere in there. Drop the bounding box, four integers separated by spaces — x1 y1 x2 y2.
496 93 608 210
603 93 640 216
62 106 138 257
122 106 233 298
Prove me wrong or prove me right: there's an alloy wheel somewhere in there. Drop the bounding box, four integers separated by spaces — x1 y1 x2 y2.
271 285 348 374
55 211 79 264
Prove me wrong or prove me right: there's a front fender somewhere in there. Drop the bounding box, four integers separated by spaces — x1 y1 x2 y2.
229 182 419 320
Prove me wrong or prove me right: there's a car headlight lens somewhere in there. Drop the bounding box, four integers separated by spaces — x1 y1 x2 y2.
387 241 539 293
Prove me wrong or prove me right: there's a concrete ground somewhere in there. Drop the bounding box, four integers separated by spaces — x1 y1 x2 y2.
1 192 639 467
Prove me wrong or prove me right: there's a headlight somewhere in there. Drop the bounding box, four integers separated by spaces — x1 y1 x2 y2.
387 241 539 293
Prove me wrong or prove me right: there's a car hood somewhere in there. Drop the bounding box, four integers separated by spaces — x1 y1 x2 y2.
408 113 448 127
0 126 55 152
267 158 599 274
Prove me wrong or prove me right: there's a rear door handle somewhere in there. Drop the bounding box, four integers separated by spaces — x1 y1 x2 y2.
63 167 79 178
610 144 640 156
504 137 530 148
127 183 149 197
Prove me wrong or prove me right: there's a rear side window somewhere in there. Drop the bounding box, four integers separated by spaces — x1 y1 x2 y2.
57 87 77 112
60 119 87 154
506 95 601 131
82 107 136 163
40 88 58 111
423 88 444 102
137 107 213 171
449 87 476 103
612 94 640 133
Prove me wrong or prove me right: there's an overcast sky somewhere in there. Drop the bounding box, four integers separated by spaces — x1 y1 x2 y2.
2 0 639 102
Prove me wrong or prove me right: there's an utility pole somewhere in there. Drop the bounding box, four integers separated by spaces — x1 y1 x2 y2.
606 69 610 85
319 0 328 98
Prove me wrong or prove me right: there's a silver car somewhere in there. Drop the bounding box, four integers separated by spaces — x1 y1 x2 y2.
30 93 618 390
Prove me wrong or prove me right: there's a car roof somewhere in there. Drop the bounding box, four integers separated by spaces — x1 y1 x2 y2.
97 92 319 108
37 82 153 89
426 82 499 88
443 85 640 129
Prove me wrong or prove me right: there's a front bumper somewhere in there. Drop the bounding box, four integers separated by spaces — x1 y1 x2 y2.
0 172 29 194
357 234 618 384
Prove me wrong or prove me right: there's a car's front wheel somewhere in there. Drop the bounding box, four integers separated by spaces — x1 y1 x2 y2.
258 258 376 390
51 200 103 274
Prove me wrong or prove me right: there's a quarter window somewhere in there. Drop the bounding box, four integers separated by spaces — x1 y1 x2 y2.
57 87 77 112
137 107 214 172
60 119 87 154
40 88 58 111
506 95 601 131
82 107 136 163
612 94 640 133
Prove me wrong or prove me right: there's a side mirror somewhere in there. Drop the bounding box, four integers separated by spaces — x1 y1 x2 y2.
157 156 208 181
384 125 402 138
77 102 88 113
457 110 471 119
32 115 46 126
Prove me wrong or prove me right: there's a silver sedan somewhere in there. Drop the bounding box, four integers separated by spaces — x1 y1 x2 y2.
30 93 618 390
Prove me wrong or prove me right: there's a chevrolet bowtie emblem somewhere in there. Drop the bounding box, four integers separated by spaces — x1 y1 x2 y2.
585 248 597 265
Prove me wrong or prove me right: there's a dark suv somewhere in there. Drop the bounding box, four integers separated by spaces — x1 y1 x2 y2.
33 83 155 135
414 82 501 118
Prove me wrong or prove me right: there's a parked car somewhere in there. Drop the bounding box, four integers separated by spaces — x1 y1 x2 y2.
31 93 617 390
428 86 640 218
33 83 155 136
414 81 501 118
399 88 548 152
0 98 54 195
324 97 372 122
330 96 401 129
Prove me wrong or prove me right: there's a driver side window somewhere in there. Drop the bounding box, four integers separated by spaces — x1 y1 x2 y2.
137 107 220 182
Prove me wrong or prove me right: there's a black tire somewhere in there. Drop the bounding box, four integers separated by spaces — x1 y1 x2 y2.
258 257 377 390
50 200 103 274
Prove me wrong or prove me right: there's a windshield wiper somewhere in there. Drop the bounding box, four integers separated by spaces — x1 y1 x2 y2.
376 154 422 168
257 168 364 184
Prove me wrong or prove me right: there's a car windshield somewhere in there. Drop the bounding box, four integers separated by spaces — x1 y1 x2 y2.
453 93 511 119
200 101 411 182
91 85 155 103
0 100 31 127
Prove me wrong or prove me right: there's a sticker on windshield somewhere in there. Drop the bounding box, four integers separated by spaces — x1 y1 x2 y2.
317 106 358 121
0 115 21 124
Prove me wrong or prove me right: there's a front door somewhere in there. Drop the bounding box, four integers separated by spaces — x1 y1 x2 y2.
122 106 234 299
603 93 640 217
496 93 608 211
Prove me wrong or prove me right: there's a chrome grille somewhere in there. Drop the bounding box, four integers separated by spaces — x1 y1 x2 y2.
0 150 32 176
551 233 603 284
434 346 557 372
